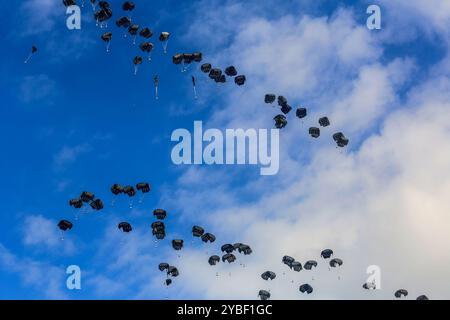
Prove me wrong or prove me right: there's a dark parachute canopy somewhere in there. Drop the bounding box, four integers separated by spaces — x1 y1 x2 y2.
281 104 292 115
172 239 184 251
151 221 166 239
321 249 333 259
159 32 170 53
282 255 295 267
261 271 276 281
333 132 349 148
58 220 73 231
201 233 216 243
274 114 287 129
80 191 95 203
192 225 205 237
173 54 183 65
118 222 132 232
139 27 153 39
265 94 276 104
291 261 302 272
318 117 330 127
225 66 237 77
237 244 252 255
140 42 154 60
201 63 212 73
153 209 167 220
329 258 343 268
221 244 235 254
24 46 38 64
416 295 429 300
128 24 139 36
69 198 83 209
167 266 179 277
278 96 288 107
136 182 150 193
234 75 246 86
395 289 408 298
116 16 132 28
304 260 318 270
296 107 307 119
158 263 169 271
122 1 135 11
258 290 271 301
89 199 104 210
111 184 124 195
101 32 112 42
208 255 220 266
299 284 313 294
363 282 376 290
123 185 136 197
165 279 172 286
94 3 113 23
309 127 320 138
222 253 236 263
209 68 222 80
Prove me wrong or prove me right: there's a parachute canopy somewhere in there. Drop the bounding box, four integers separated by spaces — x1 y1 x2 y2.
319 117 330 127
265 94 276 104
58 220 73 231
296 107 307 119
208 255 220 266
299 284 313 294
153 209 167 220
321 249 333 259
261 271 276 281
192 225 205 237
118 222 132 232
395 289 408 298
222 253 236 263
304 260 318 270
309 127 320 138
274 115 287 129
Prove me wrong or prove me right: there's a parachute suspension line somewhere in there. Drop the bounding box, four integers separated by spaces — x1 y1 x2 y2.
138 194 145 204
134 65 139 76
132 36 137 45
81 0 85 8
91 2 96 11
147 52 152 61
106 42 111 53
24 53 33 64
129 199 134 209
155 85 158 100
59 230 65 242
110 198 116 207
193 84 197 100
162 40 169 54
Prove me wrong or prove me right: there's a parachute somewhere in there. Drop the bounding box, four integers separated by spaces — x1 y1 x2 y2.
278 96 288 107
118 222 132 232
80 191 95 203
225 66 237 77
133 56 143 75
208 255 220 266
136 182 150 193
154 75 159 100
321 249 333 259
89 199 104 210
123 185 136 197
172 54 183 65
363 282 376 290
151 221 166 240
299 284 313 294
192 225 205 237
101 32 112 52
128 24 140 44
122 1 135 11
165 279 172 286
222 253 236 263
258 290 271 301
172 239 184 251
309 127 320 138
237 244 252 255
158 263 169 271
291 261 302 272
333 132 349 148
153 209 167 220
296 107 307 119
24 46 38 64
329 258 343 268
234 75 246 86
69 198 83 209
318 117 330 127
201 63 212 73
139 27 153 39
416 295 429 300
282 256 295 267
111 184 124 195
281 104 292 115
304 260 318 270
221 244 235 254
58 220 73 231
264 94 276 104
395 289 408 298
159 32 170 54
201 233 216 243
94 3 113 28
116 16 132 29
274 115 287 129
167 266 179 277
215 75 226 84
261 271 276 281
209 68 222 80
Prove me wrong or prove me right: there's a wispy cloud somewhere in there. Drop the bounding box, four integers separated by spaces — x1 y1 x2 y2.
53 143 91 170
19 74 56 104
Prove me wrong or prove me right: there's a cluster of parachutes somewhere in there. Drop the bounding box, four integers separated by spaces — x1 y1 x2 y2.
266 94 349 148
69 191 104 211
200 63 246 86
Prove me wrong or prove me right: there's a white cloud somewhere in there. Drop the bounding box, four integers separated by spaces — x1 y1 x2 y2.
19 74 56 103
53 143 91 170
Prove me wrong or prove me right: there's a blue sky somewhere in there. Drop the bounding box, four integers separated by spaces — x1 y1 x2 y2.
1 0 450 299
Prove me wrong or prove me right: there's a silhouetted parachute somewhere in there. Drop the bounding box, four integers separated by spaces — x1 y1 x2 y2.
215 74 226 84
209 68 222 80
90 199 104 210
128 24 140 44
274 115 287 129
159 32 170 53
167 266 179 277
80 191 95 203
122 1 135 11
299 284 313 294
309 127 320 138
291 261 302 272
69 198 83 209
98 1 109 9
225 66 237 77
116 16 131 29
193 52 203 62
173 53 183 65
201 233 216 243
153 209 167 220
282 256 295 267
265 94 276 104
101 32 112 52
111 184 124 195
58 220 73 231
261 271 276 281
237 244 252 255
158 263 169 271
221 244 235 254
208 255 220 266
136 182 150 193
201 63 212 73
222 253 236 263
278 96 288 107
258 290 271 301
63 0 76 7
304 260 318 270
296 107 307 119
90 0 97 11
118 222 132 232
319 117 330 127
395 289 408 298
139 27 153 39
416 295 429 300
94 5 112 26
329 258 343 268
333 132 349 148
123 185 136 197
165 279 172 286
192 226 205 237
234 75 246 86
281 104 292 115
363 282 376 290
172 239 184 251
321 249 333 259
24 46 38 64
152 221 166 239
